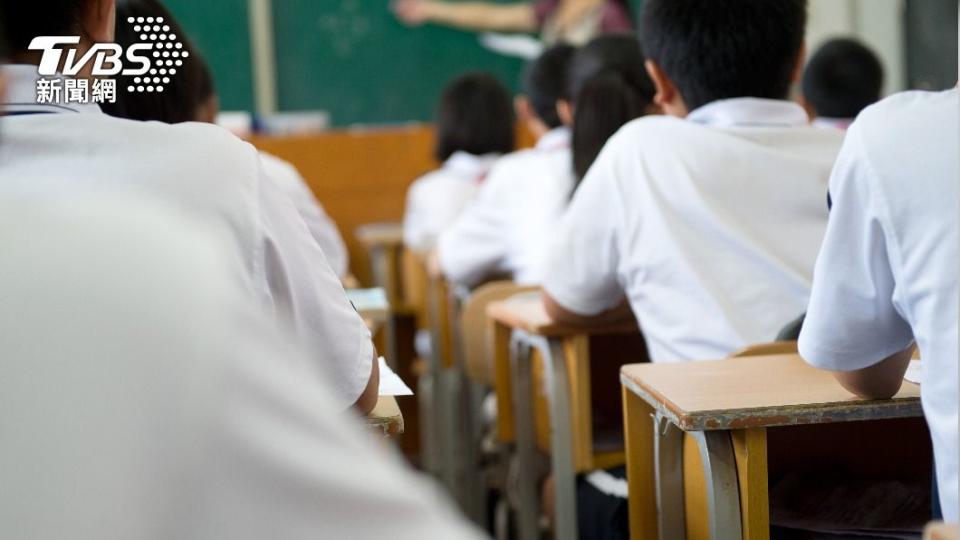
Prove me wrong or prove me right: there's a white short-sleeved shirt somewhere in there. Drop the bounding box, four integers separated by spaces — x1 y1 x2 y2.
0 194 483 540
402 151 500 251
0 65 372 408
798 90 959 519
438 127 573 287
259 151 350 278
543 98 845 363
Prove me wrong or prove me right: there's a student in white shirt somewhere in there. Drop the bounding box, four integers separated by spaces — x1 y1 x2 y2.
0 192 483 540
798 89 959 521
542 0 845 364
800 37 884 131
402 72 514 251
0 0 378 412
100 0 351 279
437 44 576 286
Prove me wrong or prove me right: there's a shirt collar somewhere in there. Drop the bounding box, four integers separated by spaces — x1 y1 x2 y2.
535 126 571 151
444 151 500 180
1 64 104 116
686 98 809 128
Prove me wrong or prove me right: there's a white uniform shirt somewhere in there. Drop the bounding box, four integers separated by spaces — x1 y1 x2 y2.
402 151 500 251
798 90 959 519
0 194 482 540
259 151 350 278
438 128 573 287
0 65 372 408
543 98 845 363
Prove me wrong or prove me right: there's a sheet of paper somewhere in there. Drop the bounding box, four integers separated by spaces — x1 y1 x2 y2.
378 357 413 396
479 33 544 60
903 360 922 384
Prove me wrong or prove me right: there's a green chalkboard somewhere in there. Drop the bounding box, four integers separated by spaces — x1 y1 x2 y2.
163 0 255 112
161 0 644 125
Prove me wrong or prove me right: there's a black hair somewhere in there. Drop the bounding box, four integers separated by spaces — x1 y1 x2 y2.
0 0 88 53
522 43 575 129
567 34 655 183
434 72 515 162
802 38 884 119
641 0 808 112
99 0 211 124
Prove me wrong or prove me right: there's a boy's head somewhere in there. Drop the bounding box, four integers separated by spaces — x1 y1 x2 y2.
801 38 884 120
0 0 116 68
516 43 575 136
641 0 808 117
434 72 514 162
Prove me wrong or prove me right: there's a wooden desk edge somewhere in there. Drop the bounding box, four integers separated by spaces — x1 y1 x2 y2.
620 372 924 431
925 523 959 540
367 395 405 437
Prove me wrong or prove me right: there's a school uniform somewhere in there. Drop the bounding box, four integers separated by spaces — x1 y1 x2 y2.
0 64 372 408
0 194 483 540
543 98 845 363
438 127 573 287
259 151 350 278
799 89 959 520
812 117 854 130
402 151 500 251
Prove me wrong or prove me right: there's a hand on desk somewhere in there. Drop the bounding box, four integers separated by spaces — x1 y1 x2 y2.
542 293 635 330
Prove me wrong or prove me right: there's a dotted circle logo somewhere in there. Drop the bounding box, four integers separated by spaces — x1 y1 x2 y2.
124 16 190 94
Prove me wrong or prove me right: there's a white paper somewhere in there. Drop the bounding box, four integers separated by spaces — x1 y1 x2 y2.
903 360 922 384
378 357 413 396
479 33 545 60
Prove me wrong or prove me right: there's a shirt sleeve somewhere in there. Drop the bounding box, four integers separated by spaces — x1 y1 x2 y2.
437 168 511 288
798 123 913 371
541 148 625 315
256 163 374 408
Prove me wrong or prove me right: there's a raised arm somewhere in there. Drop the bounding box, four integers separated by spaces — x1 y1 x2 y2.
393 0 538 32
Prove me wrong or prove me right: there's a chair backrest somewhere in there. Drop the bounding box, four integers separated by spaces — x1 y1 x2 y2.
458 281 539 385
731 341 799 358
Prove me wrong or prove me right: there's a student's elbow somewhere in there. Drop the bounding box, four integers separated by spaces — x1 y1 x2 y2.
353 350 380 415
832 370 903 400
543 293 587 326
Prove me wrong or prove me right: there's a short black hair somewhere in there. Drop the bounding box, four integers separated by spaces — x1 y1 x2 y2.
434 72 515 162
101 0 213 123
0 0 89 53
522 43 575 129
802 38 884 119
641 0 808 112
567 34 654 183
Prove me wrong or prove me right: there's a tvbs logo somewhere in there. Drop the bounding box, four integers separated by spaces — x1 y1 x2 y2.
28 16 189 104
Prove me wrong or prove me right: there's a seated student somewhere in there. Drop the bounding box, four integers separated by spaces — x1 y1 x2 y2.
100 0 351 279
801 37 885 130
798 88 958 521
542 0 845 365
0 193 483 539
402 72 514 252
437 43 576 286
0 0 378 412
438 35 655 288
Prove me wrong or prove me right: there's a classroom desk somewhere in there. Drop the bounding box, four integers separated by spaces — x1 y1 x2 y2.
366 395 405 438
925 523 959 540
620 354 924 540
487 292 645 540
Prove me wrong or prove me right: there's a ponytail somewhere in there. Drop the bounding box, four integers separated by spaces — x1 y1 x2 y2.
571 72 645 186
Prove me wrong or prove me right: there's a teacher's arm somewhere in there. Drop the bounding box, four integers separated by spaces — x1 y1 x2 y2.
393 0 538 32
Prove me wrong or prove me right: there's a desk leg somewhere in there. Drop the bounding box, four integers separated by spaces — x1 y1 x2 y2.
654 414 686 540
690 431 742 539
623 386 658 540
731 429 769 540
541 337 579 540
510 333 541 540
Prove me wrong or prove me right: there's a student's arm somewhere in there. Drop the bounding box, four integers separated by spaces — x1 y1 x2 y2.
393 0 538 32
832 346 913 400
799 121 915 395
353 350 380 415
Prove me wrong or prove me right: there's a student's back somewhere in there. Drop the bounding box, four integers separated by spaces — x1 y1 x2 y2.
403 72 514 251
800 88 959 518
543 0 844 363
